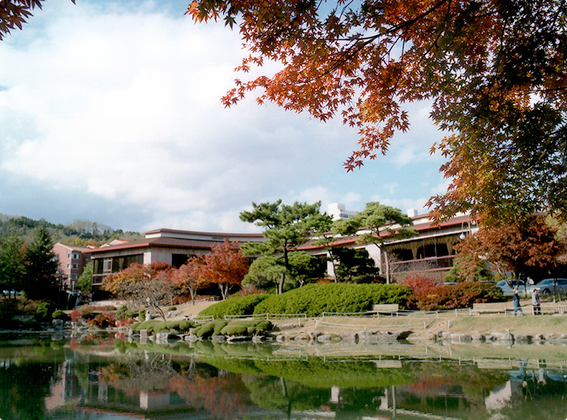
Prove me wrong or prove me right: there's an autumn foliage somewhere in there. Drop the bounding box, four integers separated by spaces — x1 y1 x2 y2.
189 0 567 223
200 239 249 300
103 262 178 320
171 257 208 305
455 215 566 280
405 281 503 311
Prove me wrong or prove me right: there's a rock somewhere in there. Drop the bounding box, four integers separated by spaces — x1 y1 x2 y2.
317 334 334 342
450 333 472 343
514 334 531 343
340 332 359 343
307 331 322 340
471 334 486 342
52 319 64 328
275 334 286 342
156 332 171 344
211 335 226 343
184 334 200 342
168 310 182 318
375 331 398 340
357 330 372 341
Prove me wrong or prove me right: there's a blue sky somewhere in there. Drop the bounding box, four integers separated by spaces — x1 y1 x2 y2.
0 0 448 233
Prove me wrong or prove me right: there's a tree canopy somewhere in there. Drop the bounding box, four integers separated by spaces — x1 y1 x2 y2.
24 224 59 300
455 215 567 280
189 0 567 223
240 200 326 294
334 202 416 282
103 262 178 320
0 1 75 40
199 239 249 300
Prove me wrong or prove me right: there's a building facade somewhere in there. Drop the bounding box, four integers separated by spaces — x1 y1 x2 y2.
86 228 265 297
52 243 91 290
299 212 477 283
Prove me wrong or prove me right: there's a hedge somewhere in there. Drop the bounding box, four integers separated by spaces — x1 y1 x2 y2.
199 294 270 318
131 319 196 333
253 283 410 317
192 318 273 338
406 281 505 311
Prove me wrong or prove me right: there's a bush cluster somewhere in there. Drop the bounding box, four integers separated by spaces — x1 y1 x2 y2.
51 310 70 321
115 305 137 320
406 281 504 311
131 319 196 334
86 311 116 328
193 318 273 338
252 283 410 317
199 294 270 318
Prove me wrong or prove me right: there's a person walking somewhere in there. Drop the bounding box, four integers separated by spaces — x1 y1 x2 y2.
513 288 525 316
532 288 541 315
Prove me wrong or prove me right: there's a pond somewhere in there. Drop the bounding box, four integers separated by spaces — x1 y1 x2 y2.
1 333 566 420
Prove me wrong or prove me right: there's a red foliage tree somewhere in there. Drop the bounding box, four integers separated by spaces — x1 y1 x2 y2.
102 262 178 320
171 256 209 305
455 215 566 281
200 239 249 300
189 0 567 224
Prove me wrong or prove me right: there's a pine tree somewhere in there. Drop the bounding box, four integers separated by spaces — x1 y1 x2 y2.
25 225 59 301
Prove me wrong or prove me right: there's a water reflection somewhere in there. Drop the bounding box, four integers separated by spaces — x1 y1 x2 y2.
0 334 566 419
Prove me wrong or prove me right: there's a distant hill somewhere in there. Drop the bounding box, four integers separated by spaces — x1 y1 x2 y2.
0 213 142 246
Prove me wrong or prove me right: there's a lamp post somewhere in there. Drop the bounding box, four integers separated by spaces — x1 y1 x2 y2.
459 220 471 240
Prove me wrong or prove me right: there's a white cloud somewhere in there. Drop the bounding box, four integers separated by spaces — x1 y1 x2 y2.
0 0 445 232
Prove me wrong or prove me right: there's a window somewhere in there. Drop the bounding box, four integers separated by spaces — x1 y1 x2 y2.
103 259 113 273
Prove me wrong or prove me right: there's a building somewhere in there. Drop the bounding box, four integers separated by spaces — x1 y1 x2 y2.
52 243 91 290
299 211 477 282
85 228 265 298
327 203 357 220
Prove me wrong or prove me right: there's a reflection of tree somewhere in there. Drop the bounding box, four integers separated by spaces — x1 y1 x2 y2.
0 363 53 420
336 388 386 417
395 361 510 418
99 353 177 395
243 376 329 418
168 370 249 420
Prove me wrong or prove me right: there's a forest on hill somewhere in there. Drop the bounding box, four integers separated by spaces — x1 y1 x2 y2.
0 214 142 247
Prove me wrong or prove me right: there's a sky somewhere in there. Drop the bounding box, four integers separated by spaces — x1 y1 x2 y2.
0 0 449 234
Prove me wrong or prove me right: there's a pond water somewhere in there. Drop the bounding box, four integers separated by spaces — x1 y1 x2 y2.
1 333 566 420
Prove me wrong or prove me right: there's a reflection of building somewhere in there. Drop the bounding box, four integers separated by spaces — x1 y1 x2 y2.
85 228 265 298
52 243 91 290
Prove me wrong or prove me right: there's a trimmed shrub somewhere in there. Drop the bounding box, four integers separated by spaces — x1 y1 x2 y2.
406 281 504 311
116 305 137 320
131 320 161 333
35 302 53 322
218 319 273 337
221 323 250 336
193 320 228 338
131 319 196 333
199 294 270 318
86 311 116 328
52 310 70 321
400 276 437 292
253 283 410 317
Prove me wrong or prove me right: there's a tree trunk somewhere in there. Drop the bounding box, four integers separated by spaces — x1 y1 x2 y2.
189 287 197 305
278 272 285 295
